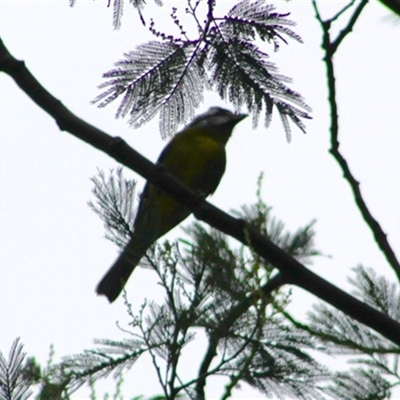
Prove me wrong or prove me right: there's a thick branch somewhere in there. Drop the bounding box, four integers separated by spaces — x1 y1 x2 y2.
312 2 400 280
378 0 400 16
2 38 400 345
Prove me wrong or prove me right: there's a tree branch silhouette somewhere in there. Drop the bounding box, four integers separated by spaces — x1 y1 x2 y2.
312 0 400 281
378 0 400 16
1 37 400 346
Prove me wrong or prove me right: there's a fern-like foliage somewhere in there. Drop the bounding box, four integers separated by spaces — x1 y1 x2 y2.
307 266 400 354
348 265 400 320
304 265 400 398
222 2 303 47
88 168 137 248
325 368 391 400
53 229 326 399
86 170 400 399
94 41 205 139
93 0 311 139
113 0 125 30
58 339 148 394
0 339 31 400
69 0 163 27
42 170 325 398
181 213 325 397
232 203 320 267
113 0 163 29
218 319 329 400
59 169 326 399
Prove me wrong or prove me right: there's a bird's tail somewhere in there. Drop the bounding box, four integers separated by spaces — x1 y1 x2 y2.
96 235 149 303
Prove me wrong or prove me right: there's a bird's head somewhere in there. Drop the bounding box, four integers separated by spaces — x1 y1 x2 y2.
188 107 247 144
189 107 247 129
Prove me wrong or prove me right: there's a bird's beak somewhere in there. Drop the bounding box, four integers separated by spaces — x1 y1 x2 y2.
234 113 248 123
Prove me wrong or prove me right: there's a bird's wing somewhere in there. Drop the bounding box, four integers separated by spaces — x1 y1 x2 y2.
134 128 226 237
157 128 226 195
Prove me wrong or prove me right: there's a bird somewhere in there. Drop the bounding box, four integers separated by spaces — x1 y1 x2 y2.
96 107 247 302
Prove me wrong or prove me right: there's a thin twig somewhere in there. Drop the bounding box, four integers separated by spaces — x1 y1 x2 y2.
220 303 266 400
329 0 356 24
312 0 400 280
195 333 218 399
331 0 368 54
186 0 203 34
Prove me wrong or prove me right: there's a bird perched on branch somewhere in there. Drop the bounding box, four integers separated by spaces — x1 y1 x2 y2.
96 107 247 302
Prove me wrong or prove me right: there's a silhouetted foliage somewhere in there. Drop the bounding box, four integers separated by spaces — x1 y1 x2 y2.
92 1 311 140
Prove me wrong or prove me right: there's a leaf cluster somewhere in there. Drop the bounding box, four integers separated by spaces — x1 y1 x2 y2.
284 265 400 399
93 0 311 140
88 168 137 249
49 169 326 399
0 339 32 400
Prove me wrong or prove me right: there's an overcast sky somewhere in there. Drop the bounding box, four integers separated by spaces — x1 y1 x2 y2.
1 1 400 398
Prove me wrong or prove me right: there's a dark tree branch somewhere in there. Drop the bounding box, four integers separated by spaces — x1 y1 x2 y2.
378 0 400 16
330 0 368 54
312 1 400 281
328 0 357 24
195 333 218 400
2 38 400 345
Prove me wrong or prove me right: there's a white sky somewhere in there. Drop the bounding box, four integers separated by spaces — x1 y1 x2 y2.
1 0 400 398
